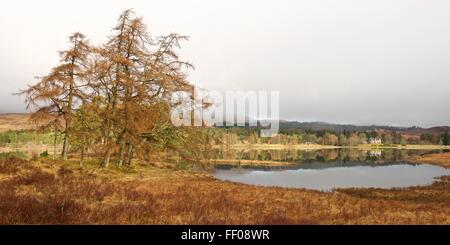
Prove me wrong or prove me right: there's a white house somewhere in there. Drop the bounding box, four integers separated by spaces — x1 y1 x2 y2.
368 137 382 144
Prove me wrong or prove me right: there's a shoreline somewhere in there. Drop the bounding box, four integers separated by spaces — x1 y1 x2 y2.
226 143 450 151
407 152 450 168
207 159 294 167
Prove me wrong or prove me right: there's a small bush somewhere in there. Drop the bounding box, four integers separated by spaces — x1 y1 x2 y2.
40 150 49 158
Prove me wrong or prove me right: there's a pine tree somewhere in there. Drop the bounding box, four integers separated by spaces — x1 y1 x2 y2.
91 9 194 167
19 33 90 160
19 10 200 167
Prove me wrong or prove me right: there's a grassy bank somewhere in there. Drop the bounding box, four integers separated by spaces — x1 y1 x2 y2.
207 159 293 167
1 153 449 224
408 152 450 168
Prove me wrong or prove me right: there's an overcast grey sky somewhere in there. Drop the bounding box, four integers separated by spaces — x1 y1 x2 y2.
1 0 450 127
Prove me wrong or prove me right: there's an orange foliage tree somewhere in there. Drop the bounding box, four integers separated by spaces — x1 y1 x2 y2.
19 10 203 167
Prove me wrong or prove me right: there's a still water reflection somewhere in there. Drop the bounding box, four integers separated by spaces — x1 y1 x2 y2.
213 149 450 191
210 148 445 163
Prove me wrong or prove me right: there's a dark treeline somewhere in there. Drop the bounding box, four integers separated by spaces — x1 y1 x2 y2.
214 127 450 146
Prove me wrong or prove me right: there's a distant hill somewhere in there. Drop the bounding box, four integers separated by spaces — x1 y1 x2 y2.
278 121 406 132
219 120 450 135
2 113 449 136
0 113 32 133
279 121 450 135
403 126 450 136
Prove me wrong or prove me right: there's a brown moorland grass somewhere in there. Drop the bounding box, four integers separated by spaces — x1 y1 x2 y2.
409 152 450 168
0 114 33 133
0 154 449 224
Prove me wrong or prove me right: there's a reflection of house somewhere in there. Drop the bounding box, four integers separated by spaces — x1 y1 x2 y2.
369 150 382 157
369 138 382 144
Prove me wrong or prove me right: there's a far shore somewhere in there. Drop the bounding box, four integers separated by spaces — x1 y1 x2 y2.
2 142 450 169
226 143 450 151
208 152 450 169
207 159 294 167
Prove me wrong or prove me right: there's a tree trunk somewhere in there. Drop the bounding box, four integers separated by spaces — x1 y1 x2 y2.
80 145 84 168
62 56 76 161
102 142 112 167
125 144 134 166
62 132 69 160
53 130 57 160
102 131 114 167
118 139 125 166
